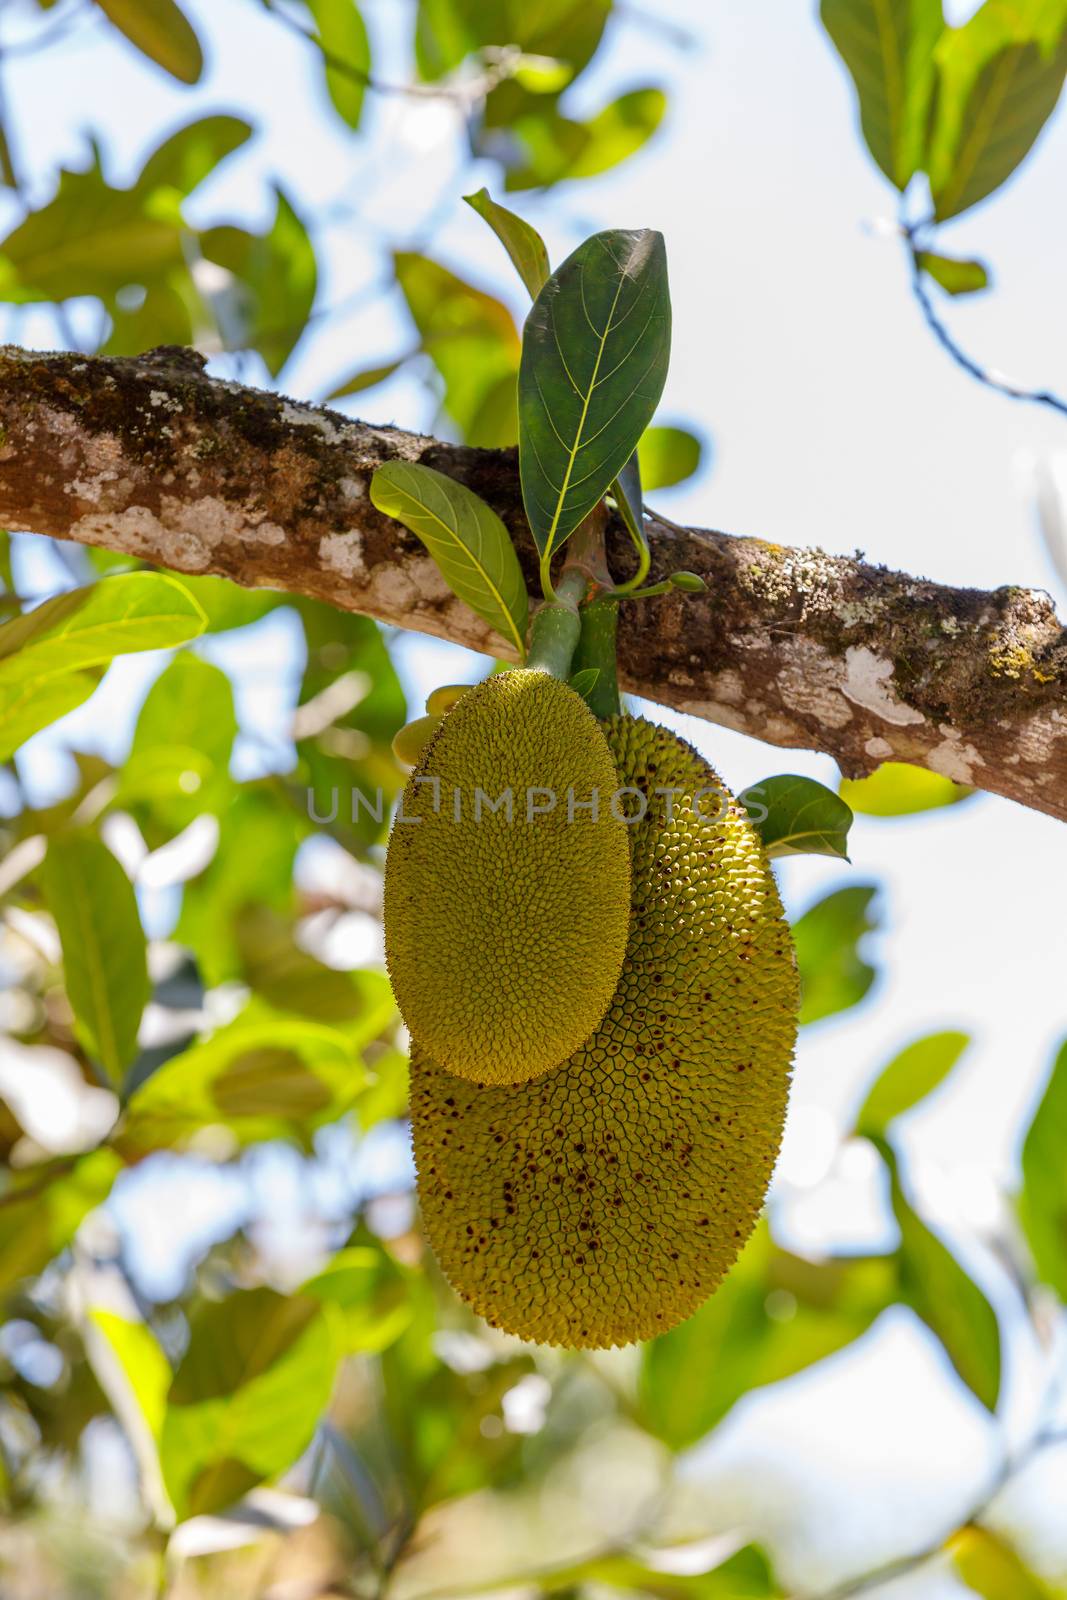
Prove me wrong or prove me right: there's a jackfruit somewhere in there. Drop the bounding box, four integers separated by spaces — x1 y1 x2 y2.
384 669 631 1086
410 715 799 1348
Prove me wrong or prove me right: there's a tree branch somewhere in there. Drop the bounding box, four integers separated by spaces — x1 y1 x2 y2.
2 345 1066 823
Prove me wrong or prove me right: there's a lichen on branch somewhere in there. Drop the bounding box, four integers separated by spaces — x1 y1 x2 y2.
1 344 1066 822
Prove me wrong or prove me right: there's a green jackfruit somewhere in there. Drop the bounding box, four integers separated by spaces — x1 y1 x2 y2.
410 715 799 1348
384 669 631 1086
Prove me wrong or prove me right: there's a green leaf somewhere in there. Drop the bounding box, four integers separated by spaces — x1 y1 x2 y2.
40 835 149 1088
236 905 378 1023
518 229 671 580
0 1150 121 1295
638 423 704 490
0 575 206 759
161 1286 339 1519
302 0 371 130
123 990 393 1151
85 1309 172 1518
568 666 600 699
878 1138 1001 1410
565 86 667 179
820 0 945 188
138 115 253 195
201 187 317 375
928 3 1067 220
839 759 975 815
1019 1039 1067 1299
916 250 991 294
173 576 277 634
640 1225 892 1448
740 774 854 861
393 251 520 442
855 1030 970 1136
370 462 528 657
296 602 406 853
464 188 550 300
792 884 880 1025
96 0 204 83
126 652 237 834
950 1526 1057 1600
325 356 410 400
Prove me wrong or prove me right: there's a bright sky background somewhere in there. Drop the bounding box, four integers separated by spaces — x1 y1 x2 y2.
3 0 1067 1590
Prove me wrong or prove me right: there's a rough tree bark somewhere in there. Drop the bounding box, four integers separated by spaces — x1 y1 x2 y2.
2 344 1065 822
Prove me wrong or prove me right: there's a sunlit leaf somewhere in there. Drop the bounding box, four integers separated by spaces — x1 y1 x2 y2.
393 250 520 441
0 1150 121 1295
740 774 853 860
1019 1038 1067 1299
820 0 944 188
566 86 667 178
161 1286 340 1519
928 4 1067 220
839 759 975 815
916 250 991 295
464 187 550 300
139 115 253 195
640 1225 892 1448
638 423 704 490
518 229 670 578
201 187 317 375
124 989 392 1150
878 1138 1001 1411
792 885 880 1024
950 1525 1056 1600
302 0 371 130
40 836 148 1088
855 1030 970 1137
370 461 528 657
325 356 410 400
0 575 206 759
96 0 204 84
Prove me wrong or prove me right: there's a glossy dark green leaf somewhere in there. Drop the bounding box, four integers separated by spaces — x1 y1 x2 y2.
916 250 991 295
792 884 880 1025
1019 1039 1067 1299
518 229 670 580
855 1030 970 1137
464 187 550 300
96 0 204 84
638 423 704 489
303 0 371 130
40 835 149 1087
370 462 528 657
740 774 853 861
929 6 1067 220
161 1287 338 1519
820 0 944 187
839 759 975 815
878 1138 1001 1411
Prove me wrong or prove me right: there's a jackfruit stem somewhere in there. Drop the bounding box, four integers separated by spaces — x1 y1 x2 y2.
526 566 587 680
573 594 621 718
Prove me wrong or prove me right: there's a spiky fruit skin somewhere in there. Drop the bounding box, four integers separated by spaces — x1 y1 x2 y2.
384 670 631 1087
410 716 799 1348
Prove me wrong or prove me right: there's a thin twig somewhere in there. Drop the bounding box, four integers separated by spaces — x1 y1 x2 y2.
904 219 1067 420
261 0 519 104
799 1407 1067 1600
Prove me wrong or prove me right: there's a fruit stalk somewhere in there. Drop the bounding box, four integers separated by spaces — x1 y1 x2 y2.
572 594 621 718
525 565 587 678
